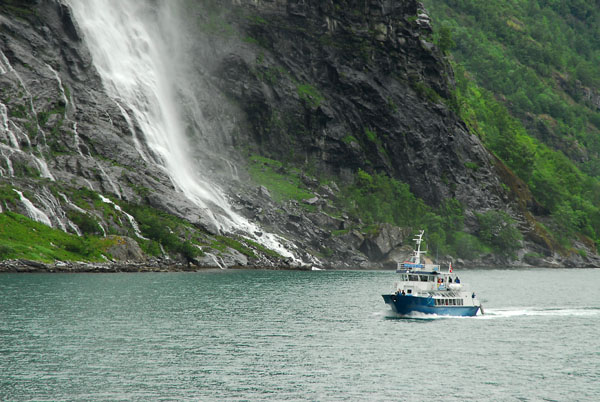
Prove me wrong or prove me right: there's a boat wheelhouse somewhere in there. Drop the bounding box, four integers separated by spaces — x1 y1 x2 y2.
382 230 482 316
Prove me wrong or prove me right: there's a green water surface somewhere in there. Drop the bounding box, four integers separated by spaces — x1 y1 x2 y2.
1 269 599 401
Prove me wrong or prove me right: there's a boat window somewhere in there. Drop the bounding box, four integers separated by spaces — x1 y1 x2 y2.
408 275 419 281
401 274 408 281
419 275 428 282
407 289 412 294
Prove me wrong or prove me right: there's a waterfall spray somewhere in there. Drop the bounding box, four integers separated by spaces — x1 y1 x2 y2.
64 0 300 262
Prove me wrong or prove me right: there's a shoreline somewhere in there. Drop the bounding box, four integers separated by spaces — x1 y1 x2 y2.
1 259 598 273
0 259 312 273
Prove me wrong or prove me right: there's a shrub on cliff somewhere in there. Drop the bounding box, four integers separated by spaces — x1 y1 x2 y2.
476 210 522 258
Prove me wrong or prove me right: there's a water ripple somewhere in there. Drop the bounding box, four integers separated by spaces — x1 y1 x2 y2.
1 269 599 401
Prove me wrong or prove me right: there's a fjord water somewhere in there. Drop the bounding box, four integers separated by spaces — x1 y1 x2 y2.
1 269 598 401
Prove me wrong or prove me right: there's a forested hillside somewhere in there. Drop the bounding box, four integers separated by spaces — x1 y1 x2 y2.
423 0 600 250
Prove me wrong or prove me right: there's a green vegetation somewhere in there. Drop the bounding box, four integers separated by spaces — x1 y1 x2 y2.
0 2 37 19
247 155 315 203
122 202 277 261
0 182 284 264
476 210 523 258
0 211 110 262
246 151 522 258
296 83 325 108
210 235 256 259
198 14 235 37
341 169 428 228
122 203 201 260
364 128 377 143
424 0 600 250
464 161 479 171
339 169 510 258
244 238 283 259
67 211 103 236
342 135 359 145
411 81 443 104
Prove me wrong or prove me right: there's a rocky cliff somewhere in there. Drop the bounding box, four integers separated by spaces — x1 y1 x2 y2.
1 0 598 268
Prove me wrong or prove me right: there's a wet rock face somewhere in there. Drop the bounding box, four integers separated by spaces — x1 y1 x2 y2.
217 0 507 214
211 0 590 266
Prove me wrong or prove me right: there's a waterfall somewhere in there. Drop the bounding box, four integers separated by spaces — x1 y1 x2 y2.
98 195 147 240
65 0 299 262
64 0 225 224
0 51 54 181
46 64 69 114
13 190 52 227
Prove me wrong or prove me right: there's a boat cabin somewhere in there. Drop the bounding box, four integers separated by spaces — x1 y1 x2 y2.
393 269 464 296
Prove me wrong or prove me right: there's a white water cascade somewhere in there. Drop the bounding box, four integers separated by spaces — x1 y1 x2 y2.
0 51 54 181
64 0 299 261
13 190 52 227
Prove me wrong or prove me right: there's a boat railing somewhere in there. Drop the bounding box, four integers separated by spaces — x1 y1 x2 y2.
398 263 440 271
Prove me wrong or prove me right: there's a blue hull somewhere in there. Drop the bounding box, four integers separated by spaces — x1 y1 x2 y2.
382 294 479 317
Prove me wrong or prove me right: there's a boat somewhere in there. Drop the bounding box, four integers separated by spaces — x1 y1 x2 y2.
382 230 482 316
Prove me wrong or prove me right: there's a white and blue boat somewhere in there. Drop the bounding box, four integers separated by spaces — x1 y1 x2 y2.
382 230 482 317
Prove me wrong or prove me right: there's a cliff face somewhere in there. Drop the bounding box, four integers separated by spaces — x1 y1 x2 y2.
217 0 505 209
1 0 598 268
208 0 542 264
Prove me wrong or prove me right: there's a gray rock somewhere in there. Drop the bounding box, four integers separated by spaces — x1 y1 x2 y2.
105 236 146 262
359 224 408 261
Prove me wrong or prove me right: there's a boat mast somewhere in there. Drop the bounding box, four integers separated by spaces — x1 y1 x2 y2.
413 230 425 265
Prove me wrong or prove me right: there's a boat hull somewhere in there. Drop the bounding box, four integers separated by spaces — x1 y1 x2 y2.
382 294 479 317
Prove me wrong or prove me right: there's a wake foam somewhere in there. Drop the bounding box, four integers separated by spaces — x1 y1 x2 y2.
476 307 600 319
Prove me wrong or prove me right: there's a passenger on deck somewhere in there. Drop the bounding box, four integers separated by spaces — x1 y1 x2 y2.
455 277 460 284
448 277 453 283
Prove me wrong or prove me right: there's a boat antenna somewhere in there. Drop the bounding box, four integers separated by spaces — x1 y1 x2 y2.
412 230 425 265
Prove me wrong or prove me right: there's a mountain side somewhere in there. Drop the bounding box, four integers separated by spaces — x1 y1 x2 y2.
1 0 598 269
0 0 285 269
421 0 600 263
